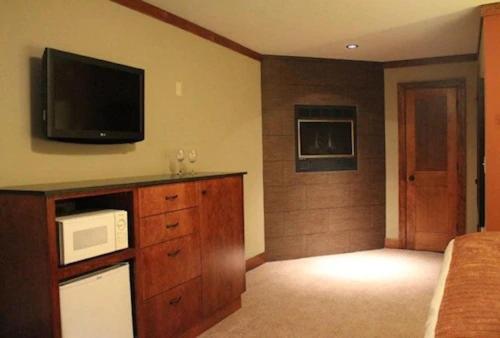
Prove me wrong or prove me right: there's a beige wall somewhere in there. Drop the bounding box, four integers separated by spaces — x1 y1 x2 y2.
384 62 478 240
0 0 264 258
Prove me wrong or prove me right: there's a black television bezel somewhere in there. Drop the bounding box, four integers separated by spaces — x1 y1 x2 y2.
42 48 145 144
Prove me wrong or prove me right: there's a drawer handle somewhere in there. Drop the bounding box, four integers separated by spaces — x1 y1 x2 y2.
169 296 182 305
165 194 178 201
165 222 180 229
167 249 181 257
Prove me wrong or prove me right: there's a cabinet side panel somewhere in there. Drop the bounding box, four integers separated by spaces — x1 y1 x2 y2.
199 176 245 316
0 194 53 337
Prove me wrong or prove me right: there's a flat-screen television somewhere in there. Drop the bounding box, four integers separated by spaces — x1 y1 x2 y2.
42 48 144 144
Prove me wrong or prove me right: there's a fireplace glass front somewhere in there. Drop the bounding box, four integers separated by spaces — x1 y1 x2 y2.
295 105 357 172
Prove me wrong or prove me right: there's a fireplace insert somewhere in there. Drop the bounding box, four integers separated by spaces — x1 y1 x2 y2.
295 105 357 172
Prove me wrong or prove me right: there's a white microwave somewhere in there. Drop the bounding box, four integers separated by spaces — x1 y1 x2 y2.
57 209 128 265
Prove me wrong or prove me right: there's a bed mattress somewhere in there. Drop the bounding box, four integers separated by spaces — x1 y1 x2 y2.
425 232 500 338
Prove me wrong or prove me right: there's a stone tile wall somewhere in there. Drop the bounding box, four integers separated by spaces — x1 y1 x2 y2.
262 56 386 260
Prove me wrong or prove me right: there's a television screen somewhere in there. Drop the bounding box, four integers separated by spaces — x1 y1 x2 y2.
43 48 144 144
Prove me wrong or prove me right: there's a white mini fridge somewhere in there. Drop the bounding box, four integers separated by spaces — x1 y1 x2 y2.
59 263 134 338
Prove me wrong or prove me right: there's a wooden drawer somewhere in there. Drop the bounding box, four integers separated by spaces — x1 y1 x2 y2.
141 234 201 300
138 182 197 216
140 208 198 248
142 277 201 338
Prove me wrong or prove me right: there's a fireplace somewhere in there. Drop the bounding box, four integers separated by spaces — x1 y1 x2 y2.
295 105 357 172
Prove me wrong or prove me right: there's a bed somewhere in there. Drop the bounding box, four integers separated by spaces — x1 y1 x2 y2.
425 232 500 337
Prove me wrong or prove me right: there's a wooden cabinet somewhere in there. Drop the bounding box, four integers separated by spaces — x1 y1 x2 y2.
0 173 245 338
136 176 246 336
199 176 245 315
139 208 199 248
138 182 197 216
140 233 201 300
142 277 202 338
138 176 246 335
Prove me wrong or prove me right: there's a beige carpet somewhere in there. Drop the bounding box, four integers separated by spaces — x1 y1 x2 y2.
200 249 443 338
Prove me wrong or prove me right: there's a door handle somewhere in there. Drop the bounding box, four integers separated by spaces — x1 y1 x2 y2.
408 175 415 182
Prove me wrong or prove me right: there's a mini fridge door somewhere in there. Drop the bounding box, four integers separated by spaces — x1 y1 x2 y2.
59 263 134 338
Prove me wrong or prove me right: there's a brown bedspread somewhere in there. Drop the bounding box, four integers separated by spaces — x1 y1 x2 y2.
435 232 500 338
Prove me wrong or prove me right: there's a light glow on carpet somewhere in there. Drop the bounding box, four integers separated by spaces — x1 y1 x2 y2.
309 251 415 281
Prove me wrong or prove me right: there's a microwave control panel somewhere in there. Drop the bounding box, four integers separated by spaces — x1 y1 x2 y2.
115 211 129 250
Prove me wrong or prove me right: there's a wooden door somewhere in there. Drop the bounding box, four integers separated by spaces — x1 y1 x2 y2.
402 83 464 252
199 176 245 316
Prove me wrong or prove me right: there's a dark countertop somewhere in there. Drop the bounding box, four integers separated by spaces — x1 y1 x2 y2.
0 172 246 196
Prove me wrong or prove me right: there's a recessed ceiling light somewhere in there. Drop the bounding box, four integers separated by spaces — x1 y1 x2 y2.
346 43 359 49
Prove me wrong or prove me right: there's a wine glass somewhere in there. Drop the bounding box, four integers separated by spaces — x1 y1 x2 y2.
176 149 185 175
188 149 197 175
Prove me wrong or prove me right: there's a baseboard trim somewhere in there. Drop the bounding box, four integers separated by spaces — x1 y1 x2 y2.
385 238 402 249
246 252 266 271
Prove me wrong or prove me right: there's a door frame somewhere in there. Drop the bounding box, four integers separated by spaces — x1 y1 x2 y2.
397 79 466 249
477 78 485 231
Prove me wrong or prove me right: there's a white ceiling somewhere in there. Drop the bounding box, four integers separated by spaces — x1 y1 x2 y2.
148 0 490 61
